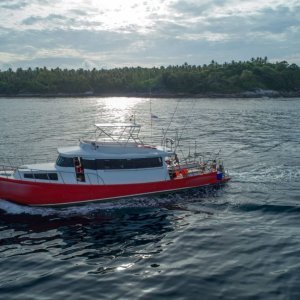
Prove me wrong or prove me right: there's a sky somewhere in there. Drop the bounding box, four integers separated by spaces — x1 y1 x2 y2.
0 0 299 70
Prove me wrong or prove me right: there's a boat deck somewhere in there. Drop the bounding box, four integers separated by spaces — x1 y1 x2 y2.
0 169 14 179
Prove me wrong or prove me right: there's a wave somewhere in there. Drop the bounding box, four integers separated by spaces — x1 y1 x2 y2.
231 163 300 184
235 202 300 215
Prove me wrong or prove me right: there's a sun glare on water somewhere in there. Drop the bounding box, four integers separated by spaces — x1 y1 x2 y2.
96 97 144 123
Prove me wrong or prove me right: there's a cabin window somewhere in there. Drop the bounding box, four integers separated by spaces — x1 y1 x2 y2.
56 156 74 167
34 173 49 180
82 159 97 170
24 173 34 179
48 173 59 180
24 173 58 180
95 157 163 170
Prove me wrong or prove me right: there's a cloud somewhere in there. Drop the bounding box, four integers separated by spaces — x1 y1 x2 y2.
0 0 29 10
22 14 67 25
0 0 300 69
253 5 300 34
170 0 226 17
0 28 152 69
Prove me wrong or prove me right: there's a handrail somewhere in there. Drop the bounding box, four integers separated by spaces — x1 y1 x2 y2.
0 164 105 185
93 122 145 147
0 149 227 183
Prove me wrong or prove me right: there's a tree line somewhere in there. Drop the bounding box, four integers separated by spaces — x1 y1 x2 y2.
0 57 299 96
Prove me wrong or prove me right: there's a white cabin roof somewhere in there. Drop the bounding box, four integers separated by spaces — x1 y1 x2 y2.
19 163 57 171
58 142 173 159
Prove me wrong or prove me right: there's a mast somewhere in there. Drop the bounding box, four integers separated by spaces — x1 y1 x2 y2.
149 89 153 144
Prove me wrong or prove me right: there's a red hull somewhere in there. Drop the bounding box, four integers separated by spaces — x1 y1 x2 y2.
0 172 229 206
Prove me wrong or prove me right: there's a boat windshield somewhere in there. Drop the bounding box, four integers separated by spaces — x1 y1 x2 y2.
56 156 74 167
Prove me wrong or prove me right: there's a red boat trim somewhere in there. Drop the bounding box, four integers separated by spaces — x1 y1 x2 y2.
0 172 230 207
32 178 230 207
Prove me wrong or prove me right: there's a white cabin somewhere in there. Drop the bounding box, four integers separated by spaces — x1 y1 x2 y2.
13 123 176 184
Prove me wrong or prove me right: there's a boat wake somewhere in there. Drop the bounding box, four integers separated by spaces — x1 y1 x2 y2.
231 163 300 184
0 199 59 216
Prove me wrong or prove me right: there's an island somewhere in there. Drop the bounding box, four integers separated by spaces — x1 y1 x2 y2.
0 57 299 98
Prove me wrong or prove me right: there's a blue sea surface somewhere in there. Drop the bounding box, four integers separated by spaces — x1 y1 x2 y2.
0 97 300 299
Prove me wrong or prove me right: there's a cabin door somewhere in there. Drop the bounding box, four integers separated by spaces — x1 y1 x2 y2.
74 157 85 182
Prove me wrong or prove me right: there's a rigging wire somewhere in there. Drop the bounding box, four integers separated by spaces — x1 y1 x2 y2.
174 99 197 152
149 90 153 144
162 99 181 146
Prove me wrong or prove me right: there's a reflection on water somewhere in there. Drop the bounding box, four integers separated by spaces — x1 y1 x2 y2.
0 195 209 284
97 97 144 123
0 186 222 265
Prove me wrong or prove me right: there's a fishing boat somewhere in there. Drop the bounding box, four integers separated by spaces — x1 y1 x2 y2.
0 122 230 206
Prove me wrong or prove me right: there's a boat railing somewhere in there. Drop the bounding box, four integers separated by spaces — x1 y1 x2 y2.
94 123 144 146
166 155 228 178
0 164 17 178
0 157 55 167
0 152 229 183
80 139 140 148
0 163 106 185
177 161 214 172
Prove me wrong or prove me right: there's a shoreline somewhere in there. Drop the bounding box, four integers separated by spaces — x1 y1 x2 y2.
0 90 300 98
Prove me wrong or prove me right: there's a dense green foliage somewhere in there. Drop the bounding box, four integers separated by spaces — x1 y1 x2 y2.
0 57 299 96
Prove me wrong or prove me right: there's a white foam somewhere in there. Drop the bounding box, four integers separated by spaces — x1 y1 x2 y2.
0 199 58 216
231 164 300 184
0 196 173 217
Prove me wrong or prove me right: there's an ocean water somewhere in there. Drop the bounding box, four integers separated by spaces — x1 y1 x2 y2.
0 97 299 300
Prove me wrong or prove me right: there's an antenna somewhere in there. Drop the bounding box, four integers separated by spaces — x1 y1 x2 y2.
149 89 153 144
174 99 196 153
148 68 154 145
162 99 181 143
